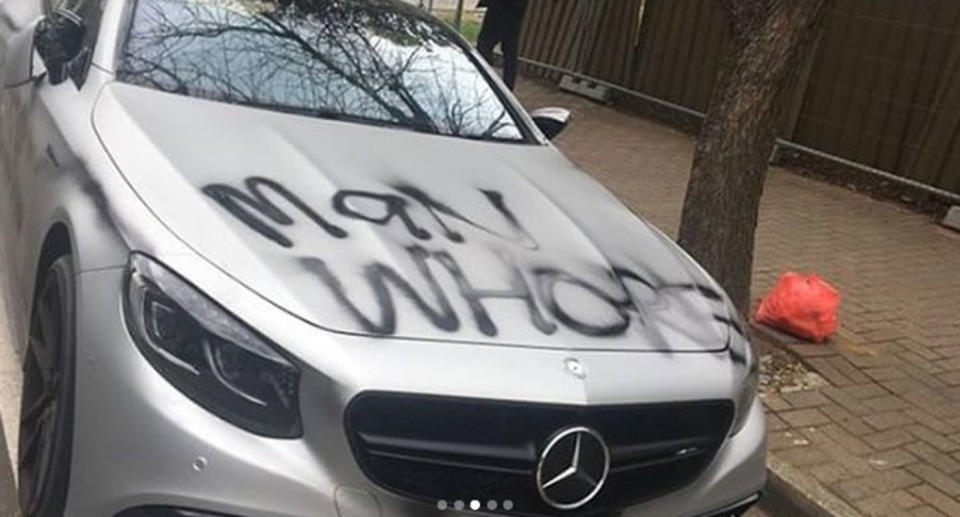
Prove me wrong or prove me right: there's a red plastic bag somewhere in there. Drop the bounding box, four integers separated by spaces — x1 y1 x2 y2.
755 272 841 342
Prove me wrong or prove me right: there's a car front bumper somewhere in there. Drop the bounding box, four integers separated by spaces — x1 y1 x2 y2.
65 267 765 517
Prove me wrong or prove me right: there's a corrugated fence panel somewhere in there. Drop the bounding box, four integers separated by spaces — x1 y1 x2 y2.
580 0 644 85
520 0 581 71
516 0 960 194
631 0 729 112
793 0 960 192
520 0 643 83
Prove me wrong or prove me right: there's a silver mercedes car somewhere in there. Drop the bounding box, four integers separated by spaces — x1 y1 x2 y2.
0 0 765 515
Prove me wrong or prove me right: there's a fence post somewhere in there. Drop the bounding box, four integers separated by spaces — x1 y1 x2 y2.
782 23 824 140
454 0 465 29
573 0 595 73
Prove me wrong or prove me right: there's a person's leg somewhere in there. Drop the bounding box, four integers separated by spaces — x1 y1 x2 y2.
476 6 504 64
501 13 524 90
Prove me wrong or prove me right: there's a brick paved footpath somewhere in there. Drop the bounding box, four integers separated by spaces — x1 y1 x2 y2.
514 78 960 517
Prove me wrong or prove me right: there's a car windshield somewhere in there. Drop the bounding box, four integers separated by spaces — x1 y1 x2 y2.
117 0 527 141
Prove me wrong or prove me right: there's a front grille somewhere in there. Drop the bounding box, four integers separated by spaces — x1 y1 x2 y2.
345 393 734 516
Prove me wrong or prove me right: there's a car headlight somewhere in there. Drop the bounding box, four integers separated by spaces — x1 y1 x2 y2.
123 253 302 438
730 337 759 436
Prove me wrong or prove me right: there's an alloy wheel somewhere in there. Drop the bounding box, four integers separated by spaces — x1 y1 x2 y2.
18 257 74 516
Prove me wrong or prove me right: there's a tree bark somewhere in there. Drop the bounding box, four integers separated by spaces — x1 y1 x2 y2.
676 0 829 316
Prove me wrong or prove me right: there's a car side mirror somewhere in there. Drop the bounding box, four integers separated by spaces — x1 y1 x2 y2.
33 10 85 85
3 21 40 87
531 107 572 140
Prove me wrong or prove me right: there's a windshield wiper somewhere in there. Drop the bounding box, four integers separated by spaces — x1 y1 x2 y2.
226 99 526 142
230 99 440 135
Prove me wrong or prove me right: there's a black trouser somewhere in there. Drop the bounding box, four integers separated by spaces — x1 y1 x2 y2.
477 1 528 90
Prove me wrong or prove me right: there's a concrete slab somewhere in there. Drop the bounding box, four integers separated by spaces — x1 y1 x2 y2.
751 322 805 346
766 456 864 517
942 205 960 231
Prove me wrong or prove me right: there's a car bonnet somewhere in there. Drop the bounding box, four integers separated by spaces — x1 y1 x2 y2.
93 82 735 353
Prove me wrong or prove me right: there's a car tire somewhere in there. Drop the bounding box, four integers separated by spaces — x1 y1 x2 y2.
18 255 76 517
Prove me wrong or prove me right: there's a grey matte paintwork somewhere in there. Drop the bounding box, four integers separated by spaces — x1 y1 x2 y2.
0 0 765 514
92 81 732 352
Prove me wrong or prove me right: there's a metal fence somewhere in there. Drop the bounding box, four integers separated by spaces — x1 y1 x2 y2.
517 0 960 198
519 0 645 86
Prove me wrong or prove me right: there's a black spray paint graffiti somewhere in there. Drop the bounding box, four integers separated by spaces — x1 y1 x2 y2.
203 176 536 249
203 176 739 341
203 177 348 247
300 246 560 337
391 184 538 249
300 247 639 337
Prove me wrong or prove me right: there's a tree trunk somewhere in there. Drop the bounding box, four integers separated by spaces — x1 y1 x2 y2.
676 0 829 316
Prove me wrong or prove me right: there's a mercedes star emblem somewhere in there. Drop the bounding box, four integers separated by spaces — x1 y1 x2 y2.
536 426 610 510
564 357 586 379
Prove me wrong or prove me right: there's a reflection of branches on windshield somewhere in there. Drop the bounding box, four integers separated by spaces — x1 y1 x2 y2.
257 11 430 127
480 110 510 138
118 0 522 140
122 4 261 100
424 60 510 138
430 65 469 136
125 23 258 102
122 55 189 94
344 26 435 128
121 0 429 125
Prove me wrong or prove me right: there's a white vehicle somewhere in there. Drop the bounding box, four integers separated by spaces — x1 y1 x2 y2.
0 0 764 515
